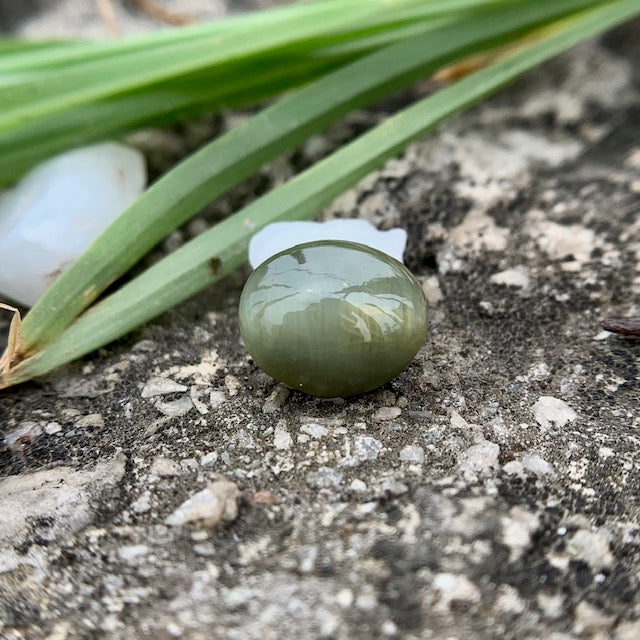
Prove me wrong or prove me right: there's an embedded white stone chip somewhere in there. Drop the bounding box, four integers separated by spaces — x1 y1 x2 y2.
248 219 407 269
0 142 147 307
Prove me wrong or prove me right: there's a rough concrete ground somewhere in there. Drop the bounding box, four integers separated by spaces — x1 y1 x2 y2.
1 2 639 639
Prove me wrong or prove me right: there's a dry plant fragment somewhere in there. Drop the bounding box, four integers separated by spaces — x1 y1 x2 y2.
96 0 119 37
0 303 23 384
433 51 498 83
130 0 195 26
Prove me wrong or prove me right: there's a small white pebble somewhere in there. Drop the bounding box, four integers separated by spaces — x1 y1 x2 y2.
149 457 180 477
0 142 146 306
335 588 354 608
165 480 239 528
300 423 328 439
76 413 104 429
490 266 530 289
349 479 367 492
249 219 407 269
399 445 425 464
141 377 187 398
432 573 481 611
421 275 444 306
373 407 401 422
224 375 242 396
273 422 293 450
532 396 578 429
155 396 193 417
209 390 227 409
354 436 383 461
457 441 500 483
521 452 555 476
200 451 218 467
44 421 62 435
131 492 151 514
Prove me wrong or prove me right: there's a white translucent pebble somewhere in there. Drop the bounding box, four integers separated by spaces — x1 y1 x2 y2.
0 142 146 307
248 219 407 269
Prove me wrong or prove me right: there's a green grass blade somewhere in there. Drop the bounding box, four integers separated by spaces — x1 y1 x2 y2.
7 0 638 386
0 0 513 73
0 52 356 185
0 0 479 133
17 0 598 355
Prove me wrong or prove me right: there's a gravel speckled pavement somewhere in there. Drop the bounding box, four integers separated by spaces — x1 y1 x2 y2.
1 2 639 639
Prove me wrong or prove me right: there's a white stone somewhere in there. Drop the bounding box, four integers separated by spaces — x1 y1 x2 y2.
399 445 425 464
306 467 343 488
44 421 62 435
500 507 540 561
372 407 401 422
349 479 367 493
531 221 596 264
354 436 383 461
248 219 407 268
421 275 444 306
490 266 530 289
0 142 146 306
521 452 555 476
130 492 151 515
432 573 481 611
165 480 239 527
568 529 614 570
450 210 509 253
615 620 640 640
150 457 181 477
532 396 578 429
573 601 615 635
76 413 104 429
494 585 526 615
300 423 328 439
503 460 525 476
209 390 227 409
335 588 354 608
273 422 293 450
262 385 290 414
537 592 565 620
155 395 193 417
200 451 218 467
141 377 187 398
118 544 150 563
457 441 500 483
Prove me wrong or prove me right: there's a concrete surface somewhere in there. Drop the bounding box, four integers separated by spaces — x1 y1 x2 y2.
0 2 639 639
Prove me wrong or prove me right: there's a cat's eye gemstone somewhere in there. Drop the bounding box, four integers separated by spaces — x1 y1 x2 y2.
239 240 428 397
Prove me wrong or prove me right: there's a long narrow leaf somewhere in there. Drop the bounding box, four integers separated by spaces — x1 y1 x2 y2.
17 0 598 356
0 0 512 133
0 0 512 73
6 0 638 387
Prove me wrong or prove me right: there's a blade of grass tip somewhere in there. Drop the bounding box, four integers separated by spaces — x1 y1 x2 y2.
16 0 599 357
6 0 638 388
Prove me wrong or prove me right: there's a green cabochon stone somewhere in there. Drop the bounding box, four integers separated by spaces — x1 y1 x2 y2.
239 240 428 398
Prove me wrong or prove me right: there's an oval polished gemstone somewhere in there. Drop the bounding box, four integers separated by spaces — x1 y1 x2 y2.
238 240 428 397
